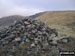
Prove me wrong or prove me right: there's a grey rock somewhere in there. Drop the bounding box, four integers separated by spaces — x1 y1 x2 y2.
24 21 30 25
62 39 68 43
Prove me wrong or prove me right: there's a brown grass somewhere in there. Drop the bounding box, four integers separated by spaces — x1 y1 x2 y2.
37 11 75 25
36 11 75 37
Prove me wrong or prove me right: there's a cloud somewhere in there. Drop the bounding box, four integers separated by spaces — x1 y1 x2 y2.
8 7 41 16
14 0 74 10
0 0 42 17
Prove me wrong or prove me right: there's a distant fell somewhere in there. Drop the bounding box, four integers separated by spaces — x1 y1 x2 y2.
0 15 25 26
28 12 47 19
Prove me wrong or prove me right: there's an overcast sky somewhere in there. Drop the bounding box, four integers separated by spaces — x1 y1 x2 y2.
0 0 75 17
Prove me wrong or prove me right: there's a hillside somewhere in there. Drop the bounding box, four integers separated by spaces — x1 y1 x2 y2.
0 15 25 26
36 11 75 25
34 11 75 37
28 12 47 19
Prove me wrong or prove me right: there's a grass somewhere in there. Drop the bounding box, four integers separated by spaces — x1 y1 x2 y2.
49 25 75 38
36 11 75 37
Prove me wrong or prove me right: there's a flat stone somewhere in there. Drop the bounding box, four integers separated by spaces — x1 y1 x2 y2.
15 37 21 41
62 39 68 43
24 21 30 24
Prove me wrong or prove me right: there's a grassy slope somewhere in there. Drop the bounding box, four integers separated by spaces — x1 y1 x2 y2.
36 11 75 37
37 11 75 25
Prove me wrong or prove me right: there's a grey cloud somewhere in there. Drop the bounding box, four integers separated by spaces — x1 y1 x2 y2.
0 0 42 17
0 0 75 17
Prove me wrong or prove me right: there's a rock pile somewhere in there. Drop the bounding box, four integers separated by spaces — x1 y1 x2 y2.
0 18 70 56
0 18 57 47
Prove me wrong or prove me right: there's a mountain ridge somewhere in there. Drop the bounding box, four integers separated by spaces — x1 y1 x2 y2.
0 15 25 26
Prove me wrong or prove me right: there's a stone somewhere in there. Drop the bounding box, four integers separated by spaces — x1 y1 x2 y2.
24 21 30 25
26 38 30 42
58 38 68 43
38 31 42 35
62 39 68 43
15 37 21 41
48 40 57 46
31 30 36 33
30 43 35 47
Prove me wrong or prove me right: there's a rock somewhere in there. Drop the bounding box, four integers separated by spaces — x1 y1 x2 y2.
30 43 35 47
58 33 70 39
38 31 42 35
24 21 30 25
58 38 69 43
48 40 57 46
15 37 21 41
62 39 68 43
25 38 30 42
